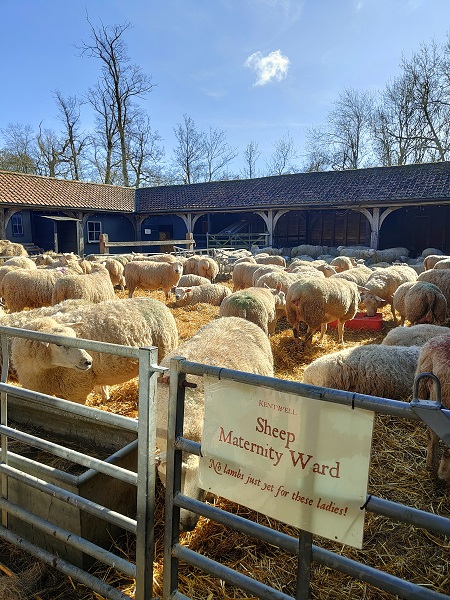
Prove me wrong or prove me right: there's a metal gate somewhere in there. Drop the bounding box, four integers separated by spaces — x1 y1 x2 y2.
0 324 164 600
162 357 450 600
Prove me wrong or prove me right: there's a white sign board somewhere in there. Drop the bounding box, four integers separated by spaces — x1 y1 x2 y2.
199 377 374 548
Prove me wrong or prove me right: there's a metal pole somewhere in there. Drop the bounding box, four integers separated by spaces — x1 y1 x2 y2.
135 346 159 600
296 530 312 599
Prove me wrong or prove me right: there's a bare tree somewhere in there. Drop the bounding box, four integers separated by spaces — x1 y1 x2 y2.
0 123 37 173
36 125 69 177
172 114 205 184
401 40 450 161
242 140 261 178
203 127 238 182
54 90 87 180
126 114 164 187
81 19 154 186
266 131 298 175
303 126 332 172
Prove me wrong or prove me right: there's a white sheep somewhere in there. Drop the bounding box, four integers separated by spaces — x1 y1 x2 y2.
330 256 354 272
392 281 416 326
254 255 286 267
418 269 450 311
331 265 373 288
286 277 359 346
219 285 286 335
124 260 183 298
415 333 450 481
102 258 126 289
156 316 274 530
423 254 450 270
3 256 37 269
254 270 305 295
403 281 447 326
232 262 263 291
173 284 231 307
382 324 450 347
51 265 116 305
10 297 179 404
183 255 219 281
303 344 420 401
432 258 450 270
360 265 418 321
1 267 68 312
251 264 284 286
176 274 211 287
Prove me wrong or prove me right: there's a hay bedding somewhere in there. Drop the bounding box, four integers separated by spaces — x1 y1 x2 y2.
1 286 449 599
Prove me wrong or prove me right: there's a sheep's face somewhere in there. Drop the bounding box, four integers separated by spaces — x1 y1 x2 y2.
46 325 93 371
174 287 191 303
360 292 385 317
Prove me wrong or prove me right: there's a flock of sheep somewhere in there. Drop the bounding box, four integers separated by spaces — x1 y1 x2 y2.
1 241 450 531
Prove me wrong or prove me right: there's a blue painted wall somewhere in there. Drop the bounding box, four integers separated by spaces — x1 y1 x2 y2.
84 213 135 255
140 215 186 252
5 210 33 243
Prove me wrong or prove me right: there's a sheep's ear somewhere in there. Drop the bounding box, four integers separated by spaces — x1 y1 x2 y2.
185 288 192 294
64 321 84 328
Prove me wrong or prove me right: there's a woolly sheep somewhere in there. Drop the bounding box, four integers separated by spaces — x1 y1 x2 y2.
1 267 68 312
286 277 359 346
290 245 326 259
51 265 116 305
338 246 375 261
251 264 284 286
10 297 179 404
234 256 257 266
176 274 211 287
369 247 410 264
0 241 28 257
3 256 37 269
102 257 126 289
392 281 415 326
232 262 263 291
134 253 180 264
418 269 450 311
404 281 447 326
156 316 274 530
315 263 337 277
423 254 450 270
415 333 450 481
360 265 418 321
432 258 450 270
254 255 286 267
303 344 420 401
331 265 373 288
254 270 304 295
422 248 443 259
382 324 450 347
219 286 286 335
173 284 231 307
124 260 183 298
330 256 354 272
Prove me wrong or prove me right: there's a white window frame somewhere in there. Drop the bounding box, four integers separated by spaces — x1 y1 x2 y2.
87 221 102 243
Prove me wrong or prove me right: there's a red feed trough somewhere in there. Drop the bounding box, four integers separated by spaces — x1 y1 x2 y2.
328 312 383 330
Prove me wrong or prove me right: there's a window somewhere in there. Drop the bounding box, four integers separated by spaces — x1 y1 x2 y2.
87 221 102 243
11 212 24 237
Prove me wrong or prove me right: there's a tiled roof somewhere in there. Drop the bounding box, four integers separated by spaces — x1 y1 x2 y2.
0 171 135 212
136 161 450 213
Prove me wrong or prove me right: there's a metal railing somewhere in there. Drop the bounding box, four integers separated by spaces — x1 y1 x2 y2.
0 324 164 600
163 358 450 600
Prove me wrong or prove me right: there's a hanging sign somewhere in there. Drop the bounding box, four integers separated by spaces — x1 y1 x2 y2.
199 377 374 548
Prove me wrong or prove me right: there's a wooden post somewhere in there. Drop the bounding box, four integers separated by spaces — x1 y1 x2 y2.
186 232 194 253
99 233 109 254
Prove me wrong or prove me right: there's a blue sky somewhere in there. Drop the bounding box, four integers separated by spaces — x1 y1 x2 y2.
1 0 449 175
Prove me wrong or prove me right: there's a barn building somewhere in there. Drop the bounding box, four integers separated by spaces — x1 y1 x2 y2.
1 161 450 256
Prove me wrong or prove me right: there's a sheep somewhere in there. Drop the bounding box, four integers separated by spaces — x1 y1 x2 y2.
415 333 450 481
0 241 28 257
102 257 126 289
156 316 274 530
392 281 415 326
134 253 180 264
423 254 450 270
432 258 450 270
10 297 179 404
290 245 326 259
286 277 359 347
254 270 304 295
417 269 450 311
183 255 219 281
331 265 373 288
360 265 418 322
422 248 443 259
251 264 284 286
173 284 231 307
403 281 447 326
254 255 286 267
233 256 257 266
330 256 354 273
219 286 286 335
1 267 68 312
232 262 263 291
303 344 420 401
315 263 337 277
3 256 37 269
176 274 211 287
124 260 183 299
382 324 450 347
51 265 116 305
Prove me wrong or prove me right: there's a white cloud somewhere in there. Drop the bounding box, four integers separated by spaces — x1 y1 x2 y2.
244 49 290 86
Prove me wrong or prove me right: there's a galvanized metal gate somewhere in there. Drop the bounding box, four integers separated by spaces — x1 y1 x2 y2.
162 357 450 600
0 324 164 600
